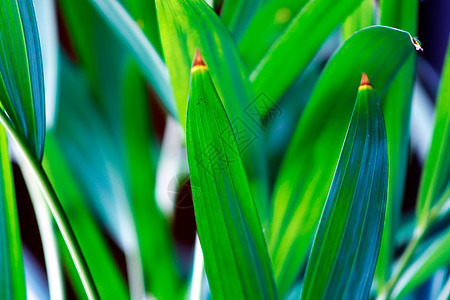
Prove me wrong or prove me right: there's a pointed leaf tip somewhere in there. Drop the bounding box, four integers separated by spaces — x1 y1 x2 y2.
193 49 207 68
359 73 373 90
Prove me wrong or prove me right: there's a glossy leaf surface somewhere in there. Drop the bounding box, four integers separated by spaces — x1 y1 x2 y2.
186 52 277 300
0 0 45 160
269 26 417 296
301 74 388 299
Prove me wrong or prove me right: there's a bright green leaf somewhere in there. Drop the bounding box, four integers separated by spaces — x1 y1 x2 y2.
268 26 417 296
376 0 419 285
0 0 45 160
0 127 26 300
220 0 262 42
301 74 388 299
156 0 269 217
186 52 277 300
250 0 363 106
416 36 450 227
239 0 309 70
342 0 374 40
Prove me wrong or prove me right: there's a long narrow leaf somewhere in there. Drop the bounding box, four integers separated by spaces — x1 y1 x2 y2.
416 35 450 227
250 0 363 106
156 0 269 217
186 51 277 300
0 127 26 300
0 0 45 160
301 73 388 299
220 0 262 41
268 26 418 296
376 0 419 285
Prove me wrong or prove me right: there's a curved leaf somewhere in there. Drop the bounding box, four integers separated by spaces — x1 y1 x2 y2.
186 51 277 300
342 0 374 39
376 0 419 285
0 0 45 160
0 128 26 300
268 26 417 296
250 0 363 106
156 0 269 217
416 36 450 227
301 74 388 299
391 227 450 299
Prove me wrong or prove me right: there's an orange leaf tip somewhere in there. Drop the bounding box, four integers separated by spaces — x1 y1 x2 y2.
359 73 373 91
192 49 207 71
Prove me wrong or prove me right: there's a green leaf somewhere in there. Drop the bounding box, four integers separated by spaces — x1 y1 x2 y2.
156 0 269 217
416 35 450 227
43 134 129 300
121 61 181 299
186 52 277 300
239 0 309 70
268 26 417 296
376 0 419 285
342 0 374 40
61 0 177 117
301 74 388 299
120 0 163 56
220 0 262 42
0 0 45 160
0 127 26 300
250 0 363 106
391 227 450 299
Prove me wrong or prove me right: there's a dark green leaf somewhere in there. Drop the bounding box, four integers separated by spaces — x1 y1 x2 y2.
301 74 388 299
186 52 277 300
268 26 417 296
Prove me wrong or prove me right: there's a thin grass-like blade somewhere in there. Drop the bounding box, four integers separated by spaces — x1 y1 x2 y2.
43 134 129 300
391 227 450 299
0 0 45 160
376 0 419 285
301 74 388 299
186 51 277 300
250 0 363 106
416 35 450 228
0 128 26 300
268 26 418 296
156 0 269 217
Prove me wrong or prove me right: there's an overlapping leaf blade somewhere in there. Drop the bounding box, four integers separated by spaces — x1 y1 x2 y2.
301 75 388 299
0 0 45 160
391 227 450 299
0 128 26 300
268 26 417 296
156 0 269 217
220 0 262 42
416 36 450 227
250 0 363 106
186 52 277 300
376 0 419 285
342 0 374 39
239 0 309 70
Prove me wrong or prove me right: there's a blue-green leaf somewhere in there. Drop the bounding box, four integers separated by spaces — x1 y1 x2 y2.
0 0 45 160
301 74 388 299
